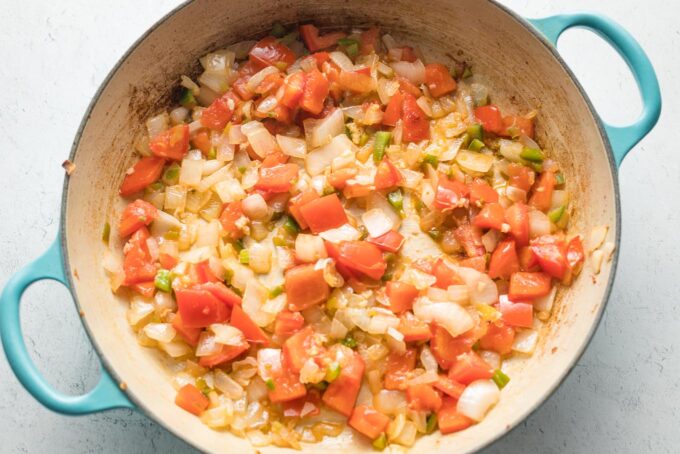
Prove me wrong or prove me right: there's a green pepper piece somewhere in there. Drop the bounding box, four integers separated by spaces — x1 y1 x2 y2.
195 377 211 396
148 181 164 192
554 172 566 187
372 433 387 451
422 154 439 167
279 31 300 47
179 88 196 108
373 131 391 162
387 189 404 214
341 334 357 349
425 414 438 434
468 138 485 152
269 285 283 298
265 378 276 390
492 369 511 389
208 147 217 160
337 38 359 47
460 132 471 149
520 147 544 163
312 381 328 391
239 249 250 264
325 363 342 382
548 205 566 223
163 163 181 185
282 215 300 235
154 269 173 293
462 66 473 79
359 132 370 146
467 123 483 141
164 228 180 240
427 228 442 241
102 222 111 244
271 21 287 38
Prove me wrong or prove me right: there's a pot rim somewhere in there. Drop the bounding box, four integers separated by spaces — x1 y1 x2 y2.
59 1 622 452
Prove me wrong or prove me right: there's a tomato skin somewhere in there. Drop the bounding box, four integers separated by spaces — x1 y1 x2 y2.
149 124 190 161
328 167 358 189
508 271 552 300
474 104 504 135
386 281 418 313
454 224 486 258
472 202 505 231
119 199 158 238
499 295 534 328
397 76 422 97
172 313 202 346
281 389 321 418
274 311 305 337
479 321 515 355
299 69 330 114
280 71 306 109
505 202 530 247
198 342 250 368
232 61 258 100
530 235 569 279
469 178 499 205
322 352 365 416
123 227 157 285
131 281 155 298
438 397 474 434
175 288 230 328
407 384 443 412
503 115 535 139
383 91 404 126
367 230 405 253
194 260 220 284
448 352 494 384
219 201 246 240
119 157 165 197
191 129 213 156
374 159 402 189
349 405 391 439
397 312 432 342
201 91 240 130
529 171 556 212
288 189 319 230
197 282 241 307
285 264 330 311
488 239 520 280
255 163 298 193
424 63 457 97
359 26 380 55
566 236 585 271
433 258 463 289
175 384 209 416
434 176 470 210
299 24 347 52
518 246 541 271
333 241 387 281
401 93 430 142
430 324 474 370
384 348 417 390
249 36 296 69
506 163 535 192
268 369 307 403
434 375 466 400
299 193 348 234
282 326 321 372
459 255 487 273
338 70 375 93
231 304 269 345
399 46 418 62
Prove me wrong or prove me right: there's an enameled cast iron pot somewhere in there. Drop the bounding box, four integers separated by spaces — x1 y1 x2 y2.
0 1 661 452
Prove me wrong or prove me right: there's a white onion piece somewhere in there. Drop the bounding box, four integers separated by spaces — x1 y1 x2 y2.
304 109 345 148
362 209 394 238
454 265 498 305
399 168 423 189
170 107 189 125
146 113 169 139
390 59 426 85
374 390 407 416
242 193 268 220
179 157 205 186
440 137 464 162
228 124 247 144
210 324 245 346
329 51 355 72
427 287 449 302
534 285 557 312
382 34 398 50
406 369 439 386
246 66 279 93
145 237 159 261
447 285 470 305
591 250 605 274
242 279 270 326
256 348 282 381
160 341 192 358
512 329 538 354
377 78 399 105
194 220 220 248
456 150 494 174
276 134 307 158
214 178 246 203
214 370 244 399
482 229 501 253
154 290 176 312
413 297 473 338
457 379 500 421
127 298 154 326
367 192 402 231
329 318 349 339
180 75 200 95
420 180 435 208
420 346 439 372
215 140 234 162
318 224 361 243
602 241 616 261
416 96 433 117
143 323 176 343
341 105 365 122
588 225 609 252
256 95 279 114
519 134 541 150
196 332 222 357
241 121 278 158
366 313 400 335
479 350 501 370
295 234 328 263
248 244 272 274
305 134 356 176
399 268 436 290
550 190 569 211
505 186 527 203
499 139 523 162
528 209 551 238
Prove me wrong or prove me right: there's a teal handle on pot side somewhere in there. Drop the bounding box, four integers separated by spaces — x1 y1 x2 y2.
0 238 134 414
529 13 661 166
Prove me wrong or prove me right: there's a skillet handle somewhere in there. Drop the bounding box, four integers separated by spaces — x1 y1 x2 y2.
0 238 134 414
529 13 661 166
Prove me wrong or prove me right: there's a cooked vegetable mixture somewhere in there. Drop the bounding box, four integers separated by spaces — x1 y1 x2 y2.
107 22 604 450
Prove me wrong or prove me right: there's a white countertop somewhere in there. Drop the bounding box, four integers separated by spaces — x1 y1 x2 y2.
0 0 677 452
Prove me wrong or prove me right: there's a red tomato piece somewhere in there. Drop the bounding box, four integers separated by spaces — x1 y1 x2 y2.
281 389 321 418
342 183 372 199
384 348 417 390
322 352 365 416
430 324 474 370
506 163 535 192
499 295 534 328
175 384 209 416
191 129 213 156
367 230 405 253
280 71 306 109
328 167 358 189
268 370 307 403
386 281 418 313
201 91 240 130
374 159 402 189
359 26 380 55
172 313 202 347
469 178 499 205
334 241 387 281
131 281 155 298
197 282 242 307
401 93 430 142
149 124 190 161
503 115 535 139
529 171 556 212
397 76 422 97
231 61 258 101
194 260 220 284
260 151 290 170
337 70 374 94
198 341 250 368
424 63 457 97
508 272 552 300
299 193 348 234
407 384 443 412
488 239 520 280
300 69 330 115
249 36 295 69
530 235 569 279
299 24 346 52
566 236 585 271
119 199 158 238
283 326 325 373
433 258 463 289
519 245 541 272
230 304 269 345
285 264 330 311
438 397 474 434
349 405 390 439
504 202 530 247
434 375 466 400
479 320 515 355
474 104 504 135
288 189 319 230
472 202 505 231
274 311 305 337
398 312 433 342
255 163 298 193
119 157 165 197
448 352 494 384
219 201 245 240
454 224 485 258
399 46 418 62
383 91 404 127
459 255 487 273
123 227 157 285
434 176 469 210
175 288 230 328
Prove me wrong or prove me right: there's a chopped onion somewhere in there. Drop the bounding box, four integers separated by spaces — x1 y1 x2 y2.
367 192 402 231
519 133 541 150
318 224 361 243
499 139 523 162
366 313 400 335
210 324 245 346
214 178 246 203
399 168 423 189
305 134 356 176
447 285 470 305
261 294 286 315
180 75 200 95
399 268 436 290
198 71 230 94
154 290 176 312
456 150 494 174
256 95 279 114
534 285 557 312
246 66 280 93
505 185 527 203
227 40 256 59
528 209 551 238
159 340 191 358
228 124 247 145
588 225 609 252
382 34 398 49
243 278 271 326
143 323 176 343
248 244 272 274
482 229 501 253
602 241 616 261
374 390 408 416
295 234 327 263
457 379 500 421
550 190 569 211
196 332 222 357
179 157 205 186
304 109 345 148
127 298 154 326
194 220 220 248
413 297 473 337
377 78 400 104
256 348 282 380
591 250 605 274
329 318 349 339
170 107 189 125
512 328 538 354
406 369 438 386
362 208 394 238
426 287 449 302
416 96 433 117
454 265 498 305
276 134 307 158
329 51 355 72
479 350 501 370
420 346 438 372
146 112 169 139
390 59 425 85
241 121 278 158
242 193 269 220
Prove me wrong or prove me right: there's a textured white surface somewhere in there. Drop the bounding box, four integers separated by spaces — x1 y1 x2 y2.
0 0 677 453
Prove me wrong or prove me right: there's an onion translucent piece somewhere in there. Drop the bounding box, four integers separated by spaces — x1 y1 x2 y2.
146 112 169 139
456 150 495 174
528 209 551 238
242 193 268 220
248 244 272 274
159 340 192 358
374 390 408 416
210 324 245 346
295 234 327 263
505 185 527 203
413 297 473 337
512 328 539 354
305 134 356 176
241 121 278 158
406 369 439 386
454 264 499 305
246 66 280 93
482 229 501 253
214 178 246 203
447 284 470 305
457 379 500 421
479 350 501 370
390 59 426 85
276 134 307 158
420 346 438 372
499 139 523 162
534 285 557 312
318 224 361 243
143 323 176 343
329 51 355 72
399 268 436 290
196 332 222 357
256 348 282 381
588 225 609 252
550 190 570 211
362 208 394 238
179 157 205 186
194 220 220 248
304 109 345 148
243 278 272 326
127 298 154 326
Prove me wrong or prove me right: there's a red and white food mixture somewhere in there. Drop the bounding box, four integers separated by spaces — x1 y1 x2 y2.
105 23 609 451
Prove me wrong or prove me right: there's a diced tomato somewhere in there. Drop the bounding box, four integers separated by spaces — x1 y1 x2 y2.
499 295 533 328
529 171 556 212
434 176 469 210
438 397 474 434
504 202 530 247
424 63 457 97
299 24 346 52
472 202 505 231
172 313 202 347
197 282 241 307
488 239 520 280
322 352 365 416
399 46 418 62
175 288 229 328
434 375 466 400
219 201 245 240
119 199 158 237
131 281 155 298
149 124 190 161
280 71 306 109
448 352 494 384
433 258 463 289
191 129 212 156
407 384 442 412
348 405 390 439
479 320 515 355
459 255 487 273
469 178 499 205
255 163 298 193
299 193 347 234
333 241 386 281
123 227 157 285
300 69 330 115
398 312 432 342
281 389 321 418
175 384 209 415
519 245 540 271
119 157 166 197
384 348 417 390
198 341 250 368
274 311 305 337
506 163 534 192
201 91 240 130
249 36 296 69
288 189 319 229
474 104 504 135
359 26 380 55
566 236 585 271
254 72 284 96
530 235 569 279
383 91 404 127
230 304 269 344
338 70 375 93
368 230 405 253
282 326 323 372
342 183 372 199
268 369 308 403
503 115 535 139
285 264 330 311
430 324 474 370
374 158 402 189
454 224 485 258
312 52 330 66
386 281 418 313
194 260 220 284
397 76 422 97
231 61 258 101
508 272 552 300
401 93 429 142
328 167 358 189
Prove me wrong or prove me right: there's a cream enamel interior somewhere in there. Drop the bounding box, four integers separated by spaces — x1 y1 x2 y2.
63 0 618 452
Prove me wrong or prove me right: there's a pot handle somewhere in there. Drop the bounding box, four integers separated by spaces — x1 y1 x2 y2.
0 238 134 414
529 13 661 166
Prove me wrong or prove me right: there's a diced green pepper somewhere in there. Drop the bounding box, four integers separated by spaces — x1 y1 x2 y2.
279 31 299 47
427 228 442 241
373 131 391 162
359 133 369 146
492 369 510 389
239 249 250 264
164 228 180 240
555 172 566 187
233 238 245 251
154 269 173 292
282 215 300 235
462 66 473 79
467 123 483 141
520 147 545 163
387 189 404 214
271 21 287 38
195 377 211 396
325 363 342 382
372 433 387 451
269 285 283 298
425 414 438 433
423 154 439 167
337 38 359 47
102 222 111 244
265 378 275 390
179 88 196 108
548 205 566 223
208 147 217 160
312 381 328 391
148 181 164 191
468 138 485 152
460 132 471 149
341 334 357 349
237 165 246 174
357 225 368 240
163 163 181 185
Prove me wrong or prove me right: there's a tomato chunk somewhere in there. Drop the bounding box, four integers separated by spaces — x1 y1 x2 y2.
507 163 534 192
469 178 499 205
401 93 430 142
201 91 240 130
300 69 330 115
359 26 380 55
119 157 165 197
123 227 157 285
255 163 298 193
374 159 402 190
474 105 504 135
424 63 457 97
219 201 246 240
274 311 305 337
488 239 520 280
438 397 474 434
530 235 569 279
504 202 530 247
172 313 202 347
198 282 242 307
386 281 419 313
472 202 505 231
288 189 319 230
333 241 386 281
434 375 466 400
175 384 209 416
454 224 485 258
407 384 443 412
529 171 556 212
433 258 463 289
249 36 296 70
566 235 585 271
231 304 269 345
508 271 552 300
338 70 375 94
282 326 324 372
322 352 365 416
384 348 417 390
383 91 404 127
299 193 347 233
448 352 494 384
430 324 474 370
280 71 306 109
434 176 469 210
479 321 515 355
499 295 534 328
299 24 346 52
119 199 158 238
198 341 249 368
285 264 330 311
367 230 405 253
349 405 390 439
175 288 230 328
